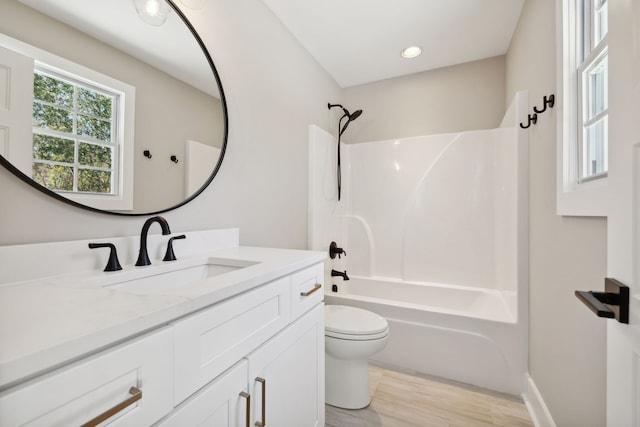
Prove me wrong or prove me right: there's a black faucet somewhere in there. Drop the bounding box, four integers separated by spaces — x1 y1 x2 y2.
136 216 171 266
331 269 349 281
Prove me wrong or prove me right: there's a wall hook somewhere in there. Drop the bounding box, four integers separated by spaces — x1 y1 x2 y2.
170 155 179 163
519 113 538 129
533 94 555 114
143 150 152 159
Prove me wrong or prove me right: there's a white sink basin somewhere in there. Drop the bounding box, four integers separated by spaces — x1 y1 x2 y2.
104 258 259 295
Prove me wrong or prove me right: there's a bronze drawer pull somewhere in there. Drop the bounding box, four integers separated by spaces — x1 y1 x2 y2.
255 377 266 426
300 284 322 297
80 386 142 427
239 391 251 427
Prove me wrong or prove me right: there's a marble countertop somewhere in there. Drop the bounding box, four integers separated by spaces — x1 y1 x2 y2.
0 244 325 390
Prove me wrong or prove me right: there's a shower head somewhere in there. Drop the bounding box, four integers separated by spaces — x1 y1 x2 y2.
329 102 364 136
349 109 363 121
328 103 362 121
339 109 362 136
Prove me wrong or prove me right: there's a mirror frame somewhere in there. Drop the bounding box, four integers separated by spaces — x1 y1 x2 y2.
0 0 228 216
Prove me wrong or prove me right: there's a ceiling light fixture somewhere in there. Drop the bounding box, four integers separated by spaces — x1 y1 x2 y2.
133 0 170 26
401 46 422 59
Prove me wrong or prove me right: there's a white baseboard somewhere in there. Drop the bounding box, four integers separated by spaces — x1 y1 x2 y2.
521 374 556 427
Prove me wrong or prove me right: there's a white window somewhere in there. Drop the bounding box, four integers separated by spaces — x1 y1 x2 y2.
557 0 608 216
0 34 135 211
31 67 120 196
578 0 608 181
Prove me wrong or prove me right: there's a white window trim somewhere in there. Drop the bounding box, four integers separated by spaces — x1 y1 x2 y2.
556 0 608 217
0 33 135 211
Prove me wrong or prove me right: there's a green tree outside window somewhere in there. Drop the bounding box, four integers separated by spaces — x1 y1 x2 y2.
31 71 116 194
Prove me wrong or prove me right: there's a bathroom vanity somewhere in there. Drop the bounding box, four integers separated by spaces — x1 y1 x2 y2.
0 228 325 426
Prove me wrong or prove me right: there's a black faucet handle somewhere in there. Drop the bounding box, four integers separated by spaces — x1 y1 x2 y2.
329 241 346 259
163 235 186 262
89 243 123 272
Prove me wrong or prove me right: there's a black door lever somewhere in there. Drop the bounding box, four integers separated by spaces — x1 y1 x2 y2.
575 278 629 324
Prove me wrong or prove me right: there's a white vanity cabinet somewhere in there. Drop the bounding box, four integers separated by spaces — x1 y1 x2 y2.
158 304 324 427
166 264 324 427
0 232 325 427
0 327 174 427
247 304 324 427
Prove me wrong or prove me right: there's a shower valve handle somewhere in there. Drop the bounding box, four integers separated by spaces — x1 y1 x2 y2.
330 241 346 259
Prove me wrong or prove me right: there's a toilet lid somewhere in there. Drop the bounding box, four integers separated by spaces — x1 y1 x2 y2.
325 305 389 336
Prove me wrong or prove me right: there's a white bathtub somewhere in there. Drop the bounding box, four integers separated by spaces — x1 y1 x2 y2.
325 276 527 395
311 93 530 396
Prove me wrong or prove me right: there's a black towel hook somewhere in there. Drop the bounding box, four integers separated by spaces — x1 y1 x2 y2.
519 113 538 129
533 94 555 114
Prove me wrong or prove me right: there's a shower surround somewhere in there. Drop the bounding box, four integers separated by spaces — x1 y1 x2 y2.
309 92 529 394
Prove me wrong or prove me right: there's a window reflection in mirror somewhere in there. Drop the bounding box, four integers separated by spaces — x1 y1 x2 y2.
0 0 226 214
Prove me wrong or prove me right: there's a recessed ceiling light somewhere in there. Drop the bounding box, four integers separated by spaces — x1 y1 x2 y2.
401 46 422 59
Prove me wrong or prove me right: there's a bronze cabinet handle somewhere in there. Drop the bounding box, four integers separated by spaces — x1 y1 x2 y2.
255 377 266 426
300 284 322 297
239 391 251 427
80 386 141 427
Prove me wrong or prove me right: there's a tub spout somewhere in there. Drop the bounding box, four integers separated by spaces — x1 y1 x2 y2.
331 269 349 281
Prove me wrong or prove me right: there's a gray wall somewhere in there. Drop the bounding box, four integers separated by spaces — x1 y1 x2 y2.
343 56 506 143
505 1 607 426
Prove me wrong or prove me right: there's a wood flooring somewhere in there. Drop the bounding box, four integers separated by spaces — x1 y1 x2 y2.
325 365 534 427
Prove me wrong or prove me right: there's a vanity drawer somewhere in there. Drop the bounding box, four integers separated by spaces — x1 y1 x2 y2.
0 327 173 427
291 263 324 320
173 277 291 404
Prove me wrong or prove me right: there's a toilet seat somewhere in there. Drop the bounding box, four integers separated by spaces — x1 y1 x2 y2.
325 328 389 340
325 305 389 340
324 305 390 409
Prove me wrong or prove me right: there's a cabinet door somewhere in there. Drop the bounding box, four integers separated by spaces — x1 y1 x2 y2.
173 277 291 404
156 360 248 427
247 303 324 427
0 327 173 427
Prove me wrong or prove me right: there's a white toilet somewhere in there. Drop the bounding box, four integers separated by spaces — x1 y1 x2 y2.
324 305 390 409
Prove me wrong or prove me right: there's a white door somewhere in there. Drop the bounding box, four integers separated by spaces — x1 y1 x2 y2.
607 1 640 425
185 139 220 197
0 44 33 174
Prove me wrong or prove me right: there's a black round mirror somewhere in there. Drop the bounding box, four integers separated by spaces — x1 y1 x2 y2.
0 0 227 215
